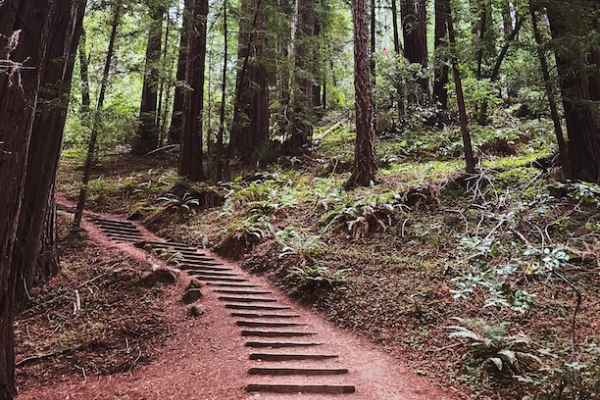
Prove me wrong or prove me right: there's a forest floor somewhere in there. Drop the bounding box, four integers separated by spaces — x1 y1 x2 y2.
50 117 600 399
14 201 460 399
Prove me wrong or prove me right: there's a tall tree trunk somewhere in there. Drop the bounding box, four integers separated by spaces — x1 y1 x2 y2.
134 5 164 155
401 0 428 95
391 0 405 125
347 0 378 188
216 0 229 181
168 0 192 145
14 1 85 304
446 0 476 174
433 0 449 108
79 28 91 113
548 0 600 183
391 0 401 54
477 14 524 124
179 0 209 181
157 13 171 147
73 1 122 230
502 0 514 37
530 4 571 179
475 3 488 82
370 0 377 132
0 1 54 397
288 0 316 154
229 0 269 162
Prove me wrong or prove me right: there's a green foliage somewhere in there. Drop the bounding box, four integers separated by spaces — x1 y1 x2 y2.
285 265 348 294
157 192 201 214
321 195 407 239
530 344 600 400
275 227 324 260
223 214 274 243
448 318 540 376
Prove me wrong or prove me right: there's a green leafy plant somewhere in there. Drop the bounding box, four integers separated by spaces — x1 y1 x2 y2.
448 318 541 376
285 265 349 294
157 192 200 214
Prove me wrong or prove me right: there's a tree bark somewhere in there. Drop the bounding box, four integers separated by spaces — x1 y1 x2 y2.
433 0 449 108
401 0 428 94
14 0 85 304
73 1 122 230
477 14 524 124
0 1 54 397
134 4 164 155
391 0 401 55
446 0 476 174
347 0 378 188
229 0 270 162
179 0 209 181
168 0 192 145
79 28 91 113
216 0 228 181
548 0 600 183
529 4 571 179
288 0 316 154
370 0 377 131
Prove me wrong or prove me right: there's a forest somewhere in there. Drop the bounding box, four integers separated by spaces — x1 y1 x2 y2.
0 0 599 399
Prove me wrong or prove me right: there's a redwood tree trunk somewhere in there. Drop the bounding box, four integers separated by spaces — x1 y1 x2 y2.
73 1 122 230
79 28 91 113
289 0 316 154
229 0 270 162
179 0 209 181
347 0 378 188
0 1 54 397
14 1 85 304
530 4 571 179
134 5 164 155
446 0 475 173
548 0 600 183
433 0 449 108
401 0 428 94
168 0 192 145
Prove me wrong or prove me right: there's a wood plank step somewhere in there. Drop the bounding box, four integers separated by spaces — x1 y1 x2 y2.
232 313 301 319
219 296 277 303
188 271 238 277
242 331 314 338
226 304 291 311
246 384 355 394
87 216 133 225
105 232 144 239
178 254 216 261
97 224 140 233
246 342 321 349
194 276 248 283
248 367 347 375
135 241 194 251
249 353 337 361
214 290 272 295
179 260 224 267
237 321 305 328
180 265 231 272
206 283 259 288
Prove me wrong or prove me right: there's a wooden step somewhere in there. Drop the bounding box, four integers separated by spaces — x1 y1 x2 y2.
249 353 336 361
219 296 277 303
246 342 321 349
246 384 355 394
214 290 272 295
237 321 305 328
248 367 347 376
226 304 291 311
242 331 314 338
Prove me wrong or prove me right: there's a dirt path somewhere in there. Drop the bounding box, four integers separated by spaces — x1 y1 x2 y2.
18 199 464 400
